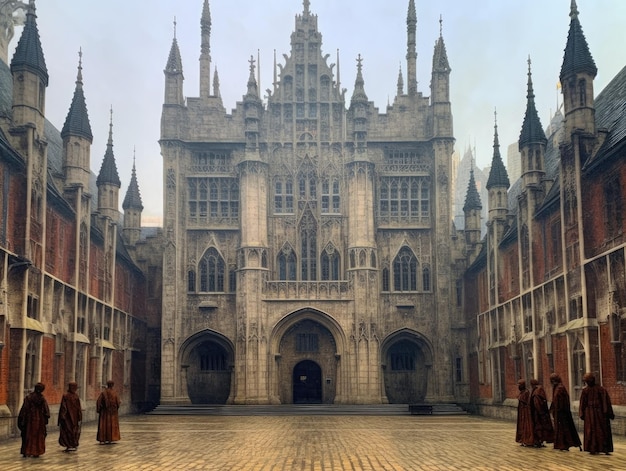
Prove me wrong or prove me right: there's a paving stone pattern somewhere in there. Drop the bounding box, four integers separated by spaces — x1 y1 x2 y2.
0 414 624 470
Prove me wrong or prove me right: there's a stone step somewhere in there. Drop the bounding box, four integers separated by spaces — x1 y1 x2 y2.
148 403 468 416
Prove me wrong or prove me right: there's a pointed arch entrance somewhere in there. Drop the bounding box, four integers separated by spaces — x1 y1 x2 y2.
381 329 433 403
179 330 234 404
270 309 346 404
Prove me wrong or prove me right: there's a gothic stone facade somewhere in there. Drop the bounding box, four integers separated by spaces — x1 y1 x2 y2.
160 1 468 405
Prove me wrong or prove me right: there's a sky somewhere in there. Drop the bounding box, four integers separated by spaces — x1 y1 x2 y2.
6 0 626 225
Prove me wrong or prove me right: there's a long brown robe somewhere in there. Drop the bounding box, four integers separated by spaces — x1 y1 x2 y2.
530 385 554 445
96 387 121 443
579 383 614 454
17 391 50 457
549 382 581 450
516 389 534 446
58 389 82 449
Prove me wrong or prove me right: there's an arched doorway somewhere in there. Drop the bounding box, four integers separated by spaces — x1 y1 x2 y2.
382 332 433 404
293 360 322 403
186 338 232 404
275 317 338 404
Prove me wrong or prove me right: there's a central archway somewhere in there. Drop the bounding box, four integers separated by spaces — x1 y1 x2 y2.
271 309 346 404
293 360 322 403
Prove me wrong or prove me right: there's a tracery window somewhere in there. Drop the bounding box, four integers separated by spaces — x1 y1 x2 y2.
278 246 297 281
199 248 225 292
274 178 294 214
321 245 340 281
379 177 430 224
321 178 340 214
393 247 417 292
188 177 239 224
422 265 431 292
300 211 317 280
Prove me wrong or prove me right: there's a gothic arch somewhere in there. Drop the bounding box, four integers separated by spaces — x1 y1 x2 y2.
381 328 434 403
179 329 235 404
270 308 347 353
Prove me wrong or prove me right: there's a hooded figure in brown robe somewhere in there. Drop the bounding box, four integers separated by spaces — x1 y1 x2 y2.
529 378 554 447
579 372 614 455
515 379 534 446
58 382 82 451
96 380 121 444
17 383 50 458
549 373 581 451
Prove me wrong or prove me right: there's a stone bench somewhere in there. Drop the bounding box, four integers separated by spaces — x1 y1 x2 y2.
409 404 433 415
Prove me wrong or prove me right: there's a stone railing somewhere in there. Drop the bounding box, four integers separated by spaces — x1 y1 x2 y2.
264 280 352 301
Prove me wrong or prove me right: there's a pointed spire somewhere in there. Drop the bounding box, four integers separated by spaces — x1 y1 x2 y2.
463 168 482 212
350 54 368 103
123 153 143 211
397 63 404 96
97 108 121 187
406 0 417 96
165 18 183 74
10 0 48 85
519 57 547 149
560 0 596 81
200 0 212 98
62 49 93 141
245 55 259 99
487 109 510 190
336 48 341 93
432 16 450 73
213 67 221 98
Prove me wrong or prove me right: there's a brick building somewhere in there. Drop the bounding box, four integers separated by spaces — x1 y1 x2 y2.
464 1 626 429
0 3 161 439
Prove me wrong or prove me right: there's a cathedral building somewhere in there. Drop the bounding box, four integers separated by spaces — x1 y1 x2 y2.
464 1 626 428
159 0 468 405
0 3 161 439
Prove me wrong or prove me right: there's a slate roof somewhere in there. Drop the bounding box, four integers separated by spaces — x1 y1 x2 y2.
560 2 597 80
10 5 48 86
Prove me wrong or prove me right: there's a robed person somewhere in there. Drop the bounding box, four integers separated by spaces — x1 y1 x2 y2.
579 372 614 454
549 373 581 451
96 380 121 444
58 382 82 451
515 379 534 446
529 378 554 447
17 383 50 458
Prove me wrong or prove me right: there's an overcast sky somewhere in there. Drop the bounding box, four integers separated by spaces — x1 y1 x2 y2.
8 0 626 225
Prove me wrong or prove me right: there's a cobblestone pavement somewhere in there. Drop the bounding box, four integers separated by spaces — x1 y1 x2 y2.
0 412 624 470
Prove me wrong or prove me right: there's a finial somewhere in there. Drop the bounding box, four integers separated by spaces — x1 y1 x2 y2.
173 16 177 39
570 0 579 19
76 48 83 84
108 106 114 145
303 0 310 16
439 15 443 37
248 55 255 74
356 54 363 74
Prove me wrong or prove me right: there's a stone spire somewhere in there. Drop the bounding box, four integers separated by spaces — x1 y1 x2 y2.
164 18 184 105
10 0 47 86
61 49 93 141
122 154 143 211
350 54 368 104
486 112 509 190
560 0 597 81
97 108 121 188
396 63 404 96
519 57 546 150
200 0 212 99
463 168 482 213
406 0 417 96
